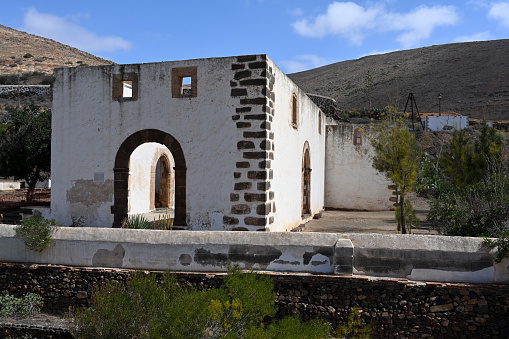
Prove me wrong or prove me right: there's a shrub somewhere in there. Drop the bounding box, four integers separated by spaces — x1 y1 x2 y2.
122 214 152 229
0 293 43 318
15 217 60 252
23 53 33 58
72 265 331 339
336 307 372 339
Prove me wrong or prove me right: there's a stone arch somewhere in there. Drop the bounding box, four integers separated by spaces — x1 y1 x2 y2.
150 150 174 210
302 141 311 216
113 129 186 227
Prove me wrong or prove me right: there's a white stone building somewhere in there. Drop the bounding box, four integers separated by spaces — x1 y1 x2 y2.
51 55 326 231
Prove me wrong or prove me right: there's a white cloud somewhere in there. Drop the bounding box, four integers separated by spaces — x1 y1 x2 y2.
20 8 132 53
293 2 379 44
383 6 459 48
454 31 493 42
488 2 509 27
293 2 459 48
360 48 399 58
280 54 331 73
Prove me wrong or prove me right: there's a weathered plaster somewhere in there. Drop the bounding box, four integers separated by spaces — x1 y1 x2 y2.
324 120 393 211
0 225 506 283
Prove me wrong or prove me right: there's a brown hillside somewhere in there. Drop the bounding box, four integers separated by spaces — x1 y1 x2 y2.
0 24 114 79
289 40 509 121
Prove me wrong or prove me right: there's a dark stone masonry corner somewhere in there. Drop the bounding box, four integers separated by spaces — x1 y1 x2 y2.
1 263 509 338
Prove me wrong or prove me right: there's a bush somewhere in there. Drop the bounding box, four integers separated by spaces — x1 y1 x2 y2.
336 307 372 339
23 53 33 58
72 265 331 339
122 214 152 229
0 293 43 318
0 74 20 85
15 217 60 252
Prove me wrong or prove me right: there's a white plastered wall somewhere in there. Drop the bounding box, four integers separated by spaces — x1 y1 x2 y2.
51 57 240 228
269 59 325 231
324 119 393 210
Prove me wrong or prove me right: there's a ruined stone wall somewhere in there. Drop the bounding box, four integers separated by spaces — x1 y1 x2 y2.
1 263 508 338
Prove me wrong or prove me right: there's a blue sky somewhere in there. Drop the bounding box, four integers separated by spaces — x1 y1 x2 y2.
1 1 509 73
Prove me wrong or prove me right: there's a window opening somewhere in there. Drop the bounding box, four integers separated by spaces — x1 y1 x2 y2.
318 111 322 134
353 128 363 145
182 77 192 96
291 93 298 129
122 81 133 98
172 67 197 98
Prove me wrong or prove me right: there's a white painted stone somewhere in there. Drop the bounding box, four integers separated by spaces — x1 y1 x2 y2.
424 115 468 131
324 120 393 210
269 59 325 231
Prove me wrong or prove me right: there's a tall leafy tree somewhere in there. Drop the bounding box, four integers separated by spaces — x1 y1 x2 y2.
440 125 503 187
0 103 51 199
370 118 421 234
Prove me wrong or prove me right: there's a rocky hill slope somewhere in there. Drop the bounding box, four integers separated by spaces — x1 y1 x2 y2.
0 24 114 83
289 40 509 121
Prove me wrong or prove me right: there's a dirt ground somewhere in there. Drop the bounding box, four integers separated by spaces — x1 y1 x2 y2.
303 193 438 235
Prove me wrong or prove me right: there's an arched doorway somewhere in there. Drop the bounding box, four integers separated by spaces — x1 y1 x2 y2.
113 129 186 228
302 142 311 216
153 153 174 209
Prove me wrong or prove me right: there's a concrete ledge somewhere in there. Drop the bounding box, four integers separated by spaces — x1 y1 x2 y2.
1 226 507 283
0 225 348 274
344 233 507 284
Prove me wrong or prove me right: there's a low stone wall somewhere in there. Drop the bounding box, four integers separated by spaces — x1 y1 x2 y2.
0 85 51 99
1 263 508 338
0 225 507 284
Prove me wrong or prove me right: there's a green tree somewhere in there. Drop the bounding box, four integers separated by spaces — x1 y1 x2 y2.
0 103 51 199
370 118 421 234
440 126 503 187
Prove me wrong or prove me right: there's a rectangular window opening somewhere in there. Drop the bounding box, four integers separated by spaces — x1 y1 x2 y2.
181 76 192 96
172 67 197 98
122 80 133 98
291 94 298 129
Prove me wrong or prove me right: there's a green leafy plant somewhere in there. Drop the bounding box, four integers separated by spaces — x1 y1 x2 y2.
72 265 330 339
23 53 33 58
0 293 43 318
15 217 60 252
336 307 372 339
0 103 51 200
122 214 152 229
370 117 422 234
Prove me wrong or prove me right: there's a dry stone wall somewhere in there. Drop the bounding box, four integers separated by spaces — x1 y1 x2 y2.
0 85 51 99
1 263 508 339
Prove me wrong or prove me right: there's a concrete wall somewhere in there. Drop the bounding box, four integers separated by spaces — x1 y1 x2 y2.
424 115 469 131
270 59 325 231
1 224 507 284
324 119 393 210
0 225 351 275
0 180 21 190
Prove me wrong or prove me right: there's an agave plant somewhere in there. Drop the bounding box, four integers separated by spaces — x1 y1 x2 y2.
122 214 152 229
